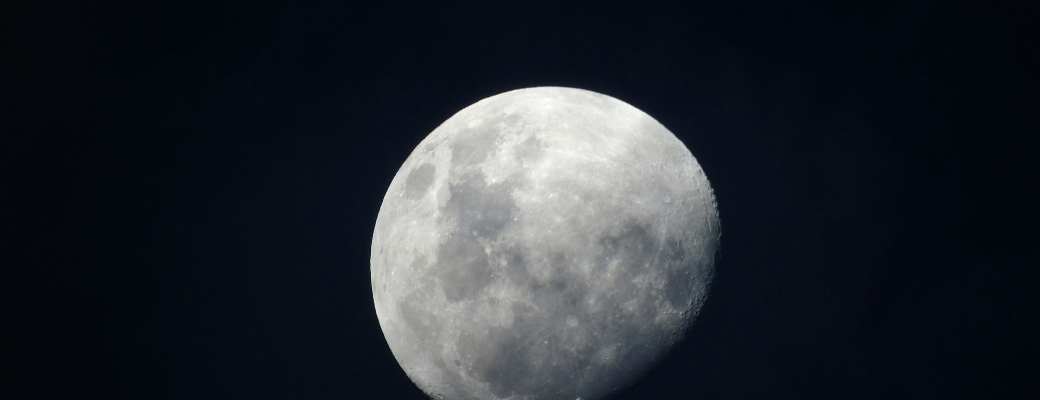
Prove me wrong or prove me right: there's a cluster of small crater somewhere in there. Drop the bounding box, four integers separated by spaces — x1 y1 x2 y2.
436 220 691 400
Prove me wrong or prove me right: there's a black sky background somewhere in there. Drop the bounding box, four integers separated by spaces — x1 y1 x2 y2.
2 1 1036 399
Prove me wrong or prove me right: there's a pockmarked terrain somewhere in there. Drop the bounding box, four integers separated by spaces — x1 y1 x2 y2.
371 87 719 400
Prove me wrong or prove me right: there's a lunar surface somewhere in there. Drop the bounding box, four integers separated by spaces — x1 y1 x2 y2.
371 87 719 400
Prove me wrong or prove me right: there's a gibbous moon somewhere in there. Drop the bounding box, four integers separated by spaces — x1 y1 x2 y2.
371 87 719 400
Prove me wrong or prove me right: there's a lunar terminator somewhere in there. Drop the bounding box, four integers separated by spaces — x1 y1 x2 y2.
371 87 719 400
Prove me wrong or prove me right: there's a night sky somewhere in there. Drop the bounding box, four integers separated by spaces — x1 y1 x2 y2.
2 1 1035 399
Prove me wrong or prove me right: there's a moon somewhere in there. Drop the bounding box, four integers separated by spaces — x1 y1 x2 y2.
371 87 719 400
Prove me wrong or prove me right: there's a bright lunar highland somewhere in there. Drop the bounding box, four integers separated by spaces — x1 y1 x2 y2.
371 87 719 400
